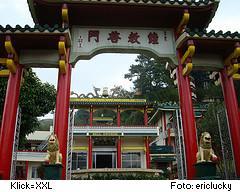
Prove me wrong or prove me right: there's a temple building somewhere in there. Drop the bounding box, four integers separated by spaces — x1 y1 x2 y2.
16 97 160 179
15 96 207 180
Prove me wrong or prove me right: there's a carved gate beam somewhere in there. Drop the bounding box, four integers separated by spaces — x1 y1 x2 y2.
0 58 10 77
224 42 240 66
176 9 190 37
0 58 7 64
62 4 69 27
233 71 240 80
224 43 240 78
181 40 195 76
58 36 67 74
227 62 239 77
182 58 193 76
4 36 18 74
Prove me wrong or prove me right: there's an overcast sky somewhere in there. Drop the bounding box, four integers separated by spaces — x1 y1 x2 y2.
0 0 240 96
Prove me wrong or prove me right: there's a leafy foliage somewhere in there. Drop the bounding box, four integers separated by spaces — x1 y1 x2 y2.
74 109 90 125
191 71 223 102
109 85 134 98
124 54 178 102
38 119 53 131
0 69 56 148
121 110 143 126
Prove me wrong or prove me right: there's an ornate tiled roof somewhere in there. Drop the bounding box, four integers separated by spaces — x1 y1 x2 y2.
0 24 68 33
0 24 71 58
185 28 240 39
157 101 207 110
28 0 219 7
27 0 219 29
176 28 240 51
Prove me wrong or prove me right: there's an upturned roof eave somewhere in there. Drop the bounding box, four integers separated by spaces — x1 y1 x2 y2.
0 24 72 47
176 28 240 49
27 0 220 29
27 0 39 24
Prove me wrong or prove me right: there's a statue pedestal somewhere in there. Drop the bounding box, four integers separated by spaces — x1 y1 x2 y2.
195 162 219 179
43 164 63 180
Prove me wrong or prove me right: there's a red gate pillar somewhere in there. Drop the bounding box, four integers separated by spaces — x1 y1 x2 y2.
90 105 93 127
176 54 197 179
145 137 150 169
88 136 93 169
0 65 23 179
220 69 240 177
88 106 93 169
144 106 148 126
117 137 122 168
117 106 122 168
117 105 121 127
54 49 72 180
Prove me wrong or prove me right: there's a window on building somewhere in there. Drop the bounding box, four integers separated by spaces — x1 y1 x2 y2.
16 165 27 180
72 152 87 170
122 152 141 168
31 167 39 179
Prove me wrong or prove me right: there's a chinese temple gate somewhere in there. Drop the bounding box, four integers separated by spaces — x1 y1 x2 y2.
0 0 239 180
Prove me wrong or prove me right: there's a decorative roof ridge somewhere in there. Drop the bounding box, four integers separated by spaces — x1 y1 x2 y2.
27 0 220 27
157 101 208 109
0 24 69 33
184 28 240 39
29 0 219 7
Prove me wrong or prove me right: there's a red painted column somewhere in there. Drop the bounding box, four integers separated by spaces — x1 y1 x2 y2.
88 136 92 169
117 106 121 168
90 105 93 126
239 108 240 125
0 65 22 180
88 105 93 169
220 69 240 177
145 137 150 169
176 52 197 179
117 105 121 127
117 137 122 168
144 106 148 126
25 161 29 180
54 49 72 180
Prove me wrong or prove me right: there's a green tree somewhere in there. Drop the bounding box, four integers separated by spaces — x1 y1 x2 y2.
110 85 134 98
0 69 56 148
124 54 178 102
121 110 143 126
74 109 90 125
38 119 53 131
191 71 223 102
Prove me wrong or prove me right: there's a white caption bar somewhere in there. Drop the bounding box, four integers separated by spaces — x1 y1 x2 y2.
0 180 239 192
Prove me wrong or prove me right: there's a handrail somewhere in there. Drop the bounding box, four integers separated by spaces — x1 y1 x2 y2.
74 124 152 127
73 125 159 131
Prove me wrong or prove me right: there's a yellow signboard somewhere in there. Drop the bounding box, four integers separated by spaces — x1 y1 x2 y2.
70 98 146 103
89 132 122 136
